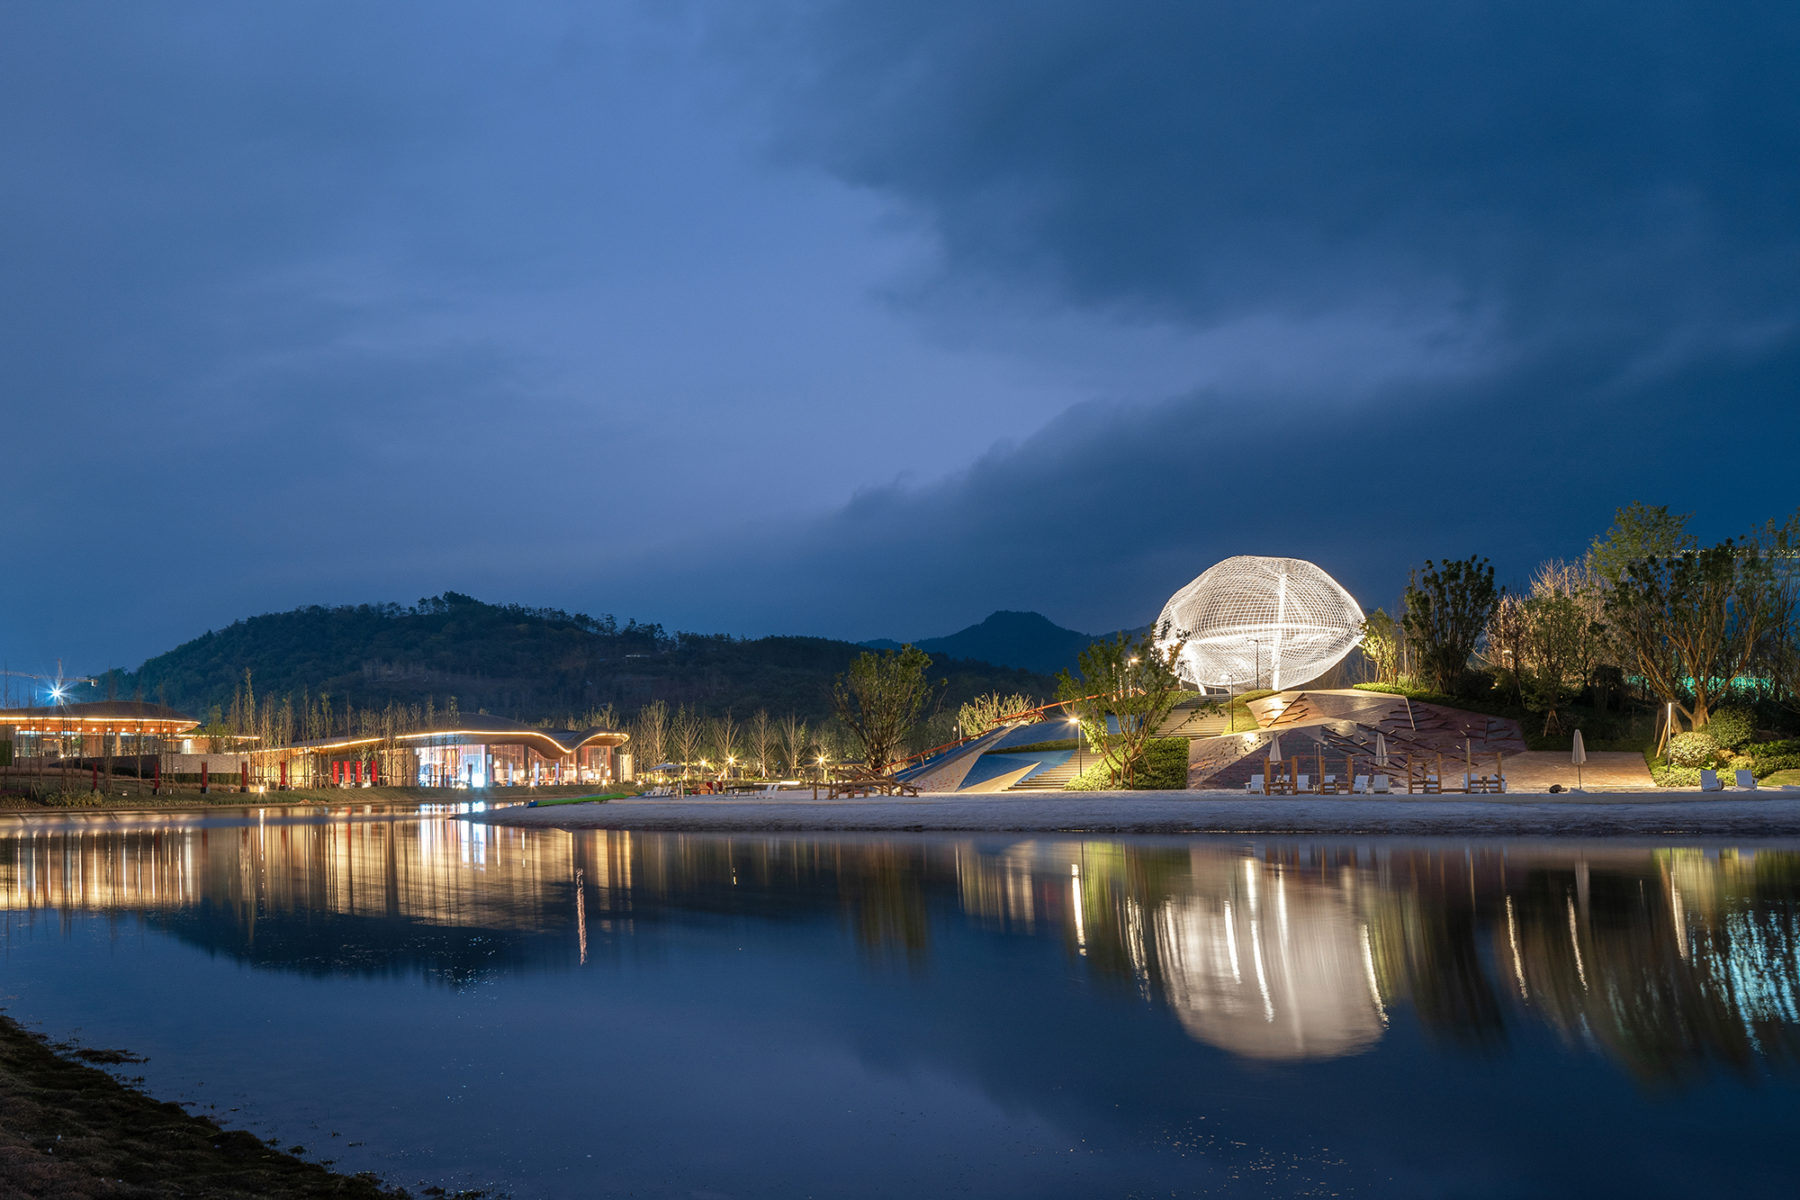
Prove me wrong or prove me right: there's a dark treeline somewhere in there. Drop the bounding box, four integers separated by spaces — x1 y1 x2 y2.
106 592 1055 736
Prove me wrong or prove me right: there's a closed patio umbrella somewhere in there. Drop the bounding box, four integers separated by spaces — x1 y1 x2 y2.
1374 732 1389 766
1267 732 1284 762
1571 730 1587 791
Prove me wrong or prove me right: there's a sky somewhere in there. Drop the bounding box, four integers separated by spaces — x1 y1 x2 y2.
3 1 1797 674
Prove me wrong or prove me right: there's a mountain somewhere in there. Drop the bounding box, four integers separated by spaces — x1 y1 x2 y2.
868 611 1102 677
110 593 1057 725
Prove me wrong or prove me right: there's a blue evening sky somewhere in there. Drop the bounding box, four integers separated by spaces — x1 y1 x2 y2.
2 2 1795 671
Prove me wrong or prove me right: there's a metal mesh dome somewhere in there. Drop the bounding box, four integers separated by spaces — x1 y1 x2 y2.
1156 556 1365 692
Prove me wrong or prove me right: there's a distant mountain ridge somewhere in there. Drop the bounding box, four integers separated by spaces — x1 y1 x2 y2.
865 610 1143 677
110 593 1058 726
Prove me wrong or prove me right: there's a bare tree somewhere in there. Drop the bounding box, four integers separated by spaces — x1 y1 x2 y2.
778 712 809 777
708 710 740 777
747 709 773 778
633 700 668 771
670 704 704 780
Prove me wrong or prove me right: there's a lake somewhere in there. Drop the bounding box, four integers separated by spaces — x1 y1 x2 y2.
1 805 1797 1198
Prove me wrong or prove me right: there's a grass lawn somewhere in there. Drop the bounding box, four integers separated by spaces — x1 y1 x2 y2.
529 792 629 807
1763 770 1800 787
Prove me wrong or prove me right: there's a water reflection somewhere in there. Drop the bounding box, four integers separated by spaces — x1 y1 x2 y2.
2 814 1799 1082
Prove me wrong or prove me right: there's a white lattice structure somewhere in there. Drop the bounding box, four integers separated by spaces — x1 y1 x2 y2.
1156 556 1364 692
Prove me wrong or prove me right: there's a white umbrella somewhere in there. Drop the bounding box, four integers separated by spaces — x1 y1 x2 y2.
1267 732 1284 762
1571 730 1587 791
1374 732 1389 766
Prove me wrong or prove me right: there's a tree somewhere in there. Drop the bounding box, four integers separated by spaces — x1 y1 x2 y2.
778 712 810 777
707 710 740 777
747 709 773 778
1605 539 1782 728
1515 561 1606 736
955 691 1040 739
1358 609 1403 685
1402 556 1502 693
1054 627 1187 789
670 704 704 779
632 699 667 771
831 645 938 776
1588 502 1694 587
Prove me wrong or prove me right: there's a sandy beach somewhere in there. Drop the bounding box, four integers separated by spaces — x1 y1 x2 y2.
467 789 1800 838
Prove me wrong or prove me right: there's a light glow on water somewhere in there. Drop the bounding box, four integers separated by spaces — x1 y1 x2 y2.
1 812 1799 1197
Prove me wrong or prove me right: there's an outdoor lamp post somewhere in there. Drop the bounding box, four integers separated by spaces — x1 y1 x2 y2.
1069 715 1083 777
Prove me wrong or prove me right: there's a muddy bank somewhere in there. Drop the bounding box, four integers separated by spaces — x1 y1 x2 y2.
0 1013 410 1199
465 791 1800 838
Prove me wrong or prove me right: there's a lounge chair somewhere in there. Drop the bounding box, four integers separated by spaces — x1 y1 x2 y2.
1700 769 1723 792
1246 773 1264 793
1320 774 1338 794
1371 774 1390 794
1352 774 1370 794
1295 774 1310 793
1736 769 1758 791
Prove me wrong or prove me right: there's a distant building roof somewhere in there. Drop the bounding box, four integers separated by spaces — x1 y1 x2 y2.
0 700 198 729
282 717 627 756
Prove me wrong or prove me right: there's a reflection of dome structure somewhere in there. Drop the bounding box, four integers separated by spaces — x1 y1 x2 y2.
1154 861 1386 1061
1156 556 1364 691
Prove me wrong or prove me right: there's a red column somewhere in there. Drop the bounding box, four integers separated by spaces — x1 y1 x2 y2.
354 759 364 786
279 760 288 789
241 762 249 792
153 759 161 793
201 762 210 794
371 758 380 786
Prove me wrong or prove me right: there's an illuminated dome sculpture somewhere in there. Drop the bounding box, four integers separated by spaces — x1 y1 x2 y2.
1156 556 1364 692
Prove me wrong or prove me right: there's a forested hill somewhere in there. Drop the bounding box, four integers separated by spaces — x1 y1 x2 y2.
112 593 1059 725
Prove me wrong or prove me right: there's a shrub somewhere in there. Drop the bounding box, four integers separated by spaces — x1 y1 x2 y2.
1666 731 1719 768
1649 760 1703 788
1747 739 1800 759
1704 707 1755 750
1752 754 1800 777
1064 737 1189 791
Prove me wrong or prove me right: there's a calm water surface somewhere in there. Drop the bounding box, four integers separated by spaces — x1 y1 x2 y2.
1 806 1798 1198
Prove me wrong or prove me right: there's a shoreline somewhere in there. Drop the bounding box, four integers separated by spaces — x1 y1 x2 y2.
0 1012 407 1198
463 789 1800 837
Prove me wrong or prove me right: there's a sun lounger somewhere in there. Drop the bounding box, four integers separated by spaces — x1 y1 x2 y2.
1736 769 1758 791
1246 773 1265 793
1353 774 1370 794
1295 774 1310 793
1372 774 1390 794
1700 769 1723 792
1319 774 1338 794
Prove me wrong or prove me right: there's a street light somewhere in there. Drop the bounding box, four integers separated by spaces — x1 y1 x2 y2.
1069 715 1083 777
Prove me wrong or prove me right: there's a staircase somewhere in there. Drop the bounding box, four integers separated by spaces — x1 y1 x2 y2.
1005 754 1089 792
1158 706 1231 738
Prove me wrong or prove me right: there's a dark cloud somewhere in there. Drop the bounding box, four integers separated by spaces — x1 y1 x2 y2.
2 3 1795 671
746 0 1800 350
625 331 1800 641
